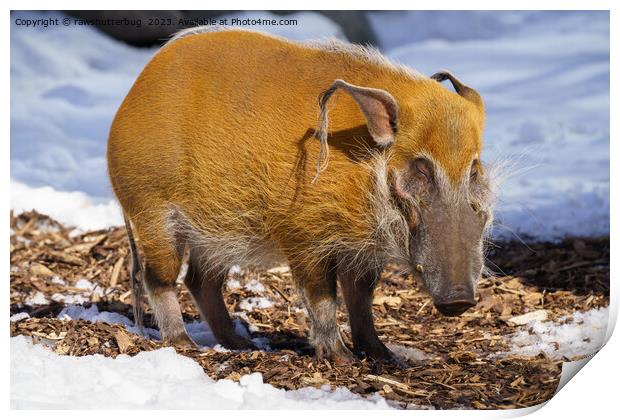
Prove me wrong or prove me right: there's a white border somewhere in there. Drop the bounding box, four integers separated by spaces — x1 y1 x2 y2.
3 1 616 418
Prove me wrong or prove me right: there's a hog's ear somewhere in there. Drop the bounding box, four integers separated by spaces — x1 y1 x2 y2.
430 70 484 112
393 158 435 202
319 79 399 146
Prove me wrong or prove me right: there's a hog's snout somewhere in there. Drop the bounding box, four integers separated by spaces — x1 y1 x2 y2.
433 285 476 317
435 299 476 316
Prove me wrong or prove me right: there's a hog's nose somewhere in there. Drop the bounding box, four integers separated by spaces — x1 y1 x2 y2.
434 285 476 316
435 299 476 317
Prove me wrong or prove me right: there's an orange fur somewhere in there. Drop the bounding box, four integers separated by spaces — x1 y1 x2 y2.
107 29 485 282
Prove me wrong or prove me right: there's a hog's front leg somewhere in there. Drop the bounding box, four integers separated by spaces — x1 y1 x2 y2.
290 261 354 364
339 269 394 361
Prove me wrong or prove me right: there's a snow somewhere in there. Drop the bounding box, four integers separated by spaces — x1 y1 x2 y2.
387 343 429 361
244 278 266 293
11 335 391 409
25 291 49 306
10 10 341 199
370 11 609 240
50 292 88 305
10 313 30 322
226 278 242 290
10 10 343 231
57 303 261 349
74 278 94 290
50 276 66 285
60 304 143 332
239 297 274 311
10 11 609 240
506 307 609 360
25 278 105 306
11 179 123 231
229 265 243 275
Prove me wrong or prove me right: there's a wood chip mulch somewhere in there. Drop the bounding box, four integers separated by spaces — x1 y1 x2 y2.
10 210 609 409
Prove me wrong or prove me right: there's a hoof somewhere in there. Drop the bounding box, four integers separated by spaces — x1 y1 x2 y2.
220 334 257 351
166 333 197 349
314 340 355 364
356 342 398 363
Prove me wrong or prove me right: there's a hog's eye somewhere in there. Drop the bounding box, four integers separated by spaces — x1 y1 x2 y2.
470 202 480 212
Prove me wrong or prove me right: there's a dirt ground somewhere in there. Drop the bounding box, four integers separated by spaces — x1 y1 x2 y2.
10 210 610 409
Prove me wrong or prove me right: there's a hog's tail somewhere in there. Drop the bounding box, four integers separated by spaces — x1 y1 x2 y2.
124 213 145 335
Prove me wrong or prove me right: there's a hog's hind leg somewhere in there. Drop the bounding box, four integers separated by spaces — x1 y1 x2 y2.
128 210 195 348
142 262 196 348
184 250 256 350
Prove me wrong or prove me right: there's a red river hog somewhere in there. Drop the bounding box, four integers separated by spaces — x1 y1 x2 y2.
107 28 494 362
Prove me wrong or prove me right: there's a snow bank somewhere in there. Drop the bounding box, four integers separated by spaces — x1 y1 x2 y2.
507 307 609 360
12 303 394 408
10 10 341 200
11 179 123 231
11 11 156 199
9 10 342 231
11 11 608 239
370 11 609 240
10 335 391 409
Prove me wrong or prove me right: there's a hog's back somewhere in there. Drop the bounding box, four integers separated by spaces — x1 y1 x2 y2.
108 30 399 253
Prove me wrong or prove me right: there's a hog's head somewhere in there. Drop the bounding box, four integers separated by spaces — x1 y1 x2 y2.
395 72 493 316
393 155 493 316
317 71 493 316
